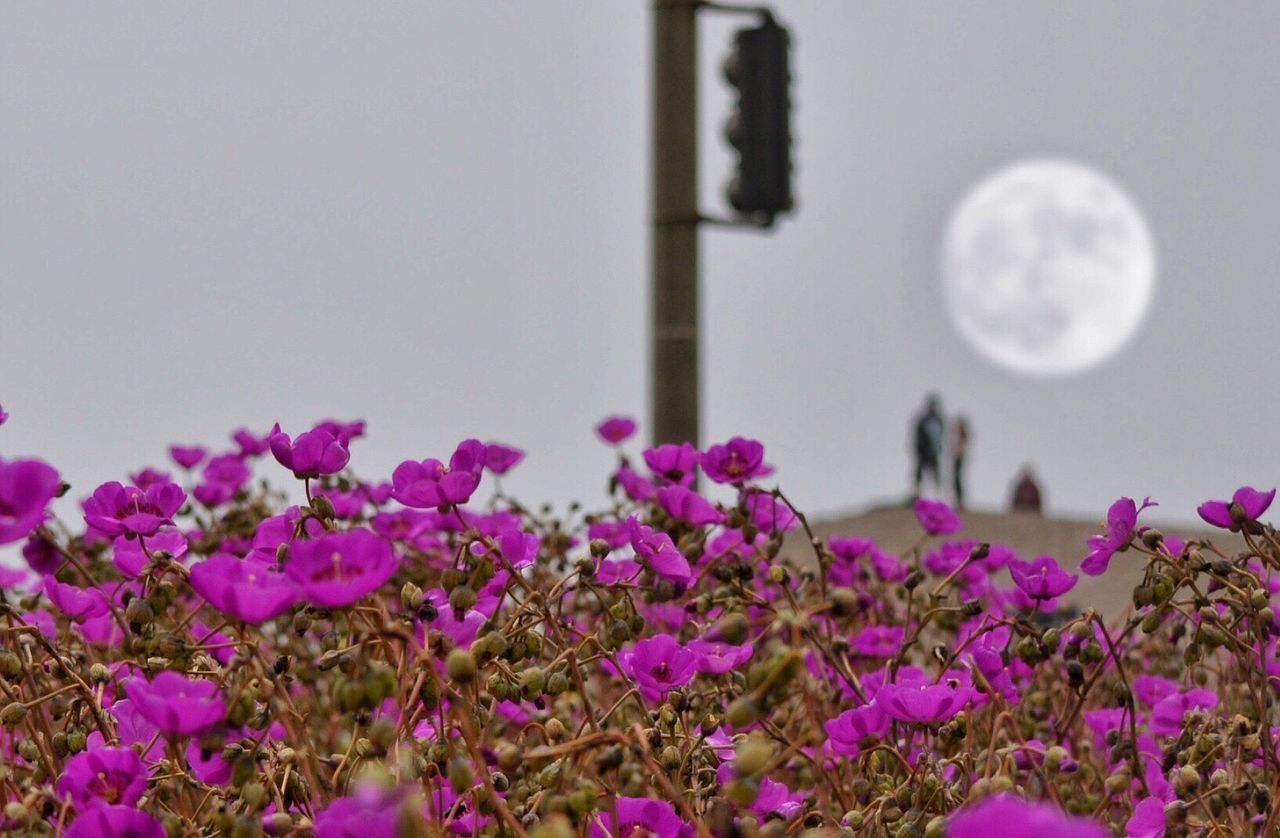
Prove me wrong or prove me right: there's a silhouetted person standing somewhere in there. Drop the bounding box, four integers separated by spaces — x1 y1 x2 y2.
911 394 945 497
950 415 970 509
1011 466 1043 514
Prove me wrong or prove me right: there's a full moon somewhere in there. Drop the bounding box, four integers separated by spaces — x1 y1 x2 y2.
940 159 1156 376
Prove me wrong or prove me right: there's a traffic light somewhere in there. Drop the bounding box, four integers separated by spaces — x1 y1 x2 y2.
722 14 793 226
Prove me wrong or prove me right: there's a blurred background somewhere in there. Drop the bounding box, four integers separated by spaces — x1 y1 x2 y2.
3 2 1279 528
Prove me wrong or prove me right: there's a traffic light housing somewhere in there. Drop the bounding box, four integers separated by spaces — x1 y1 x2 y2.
723 15 793 225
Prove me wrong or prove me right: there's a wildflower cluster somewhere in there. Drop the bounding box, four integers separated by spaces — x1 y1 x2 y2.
0 405 1278 837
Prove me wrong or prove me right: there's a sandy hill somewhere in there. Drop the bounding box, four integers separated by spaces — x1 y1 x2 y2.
798 503 1235 618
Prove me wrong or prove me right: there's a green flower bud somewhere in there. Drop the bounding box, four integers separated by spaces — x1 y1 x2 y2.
726 777 759 807
726 697 762 729
401 581 425 611
449 585 478 614
1175 765 1201 797
1 701 27 729
545 671 570 696
735 737 772 778
0 651 21 679
240 781 268 810
446 649 478 683
519 667 546 699
448 758 475 795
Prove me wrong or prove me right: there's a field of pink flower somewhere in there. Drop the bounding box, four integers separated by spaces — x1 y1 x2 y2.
0 404 1276 837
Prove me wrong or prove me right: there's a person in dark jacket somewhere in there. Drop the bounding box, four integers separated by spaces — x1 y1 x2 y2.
911 394 945 497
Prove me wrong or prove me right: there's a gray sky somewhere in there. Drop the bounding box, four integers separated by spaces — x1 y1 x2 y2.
3 2 1279 531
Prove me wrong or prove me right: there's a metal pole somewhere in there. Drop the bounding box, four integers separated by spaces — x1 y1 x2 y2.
651 0 700 448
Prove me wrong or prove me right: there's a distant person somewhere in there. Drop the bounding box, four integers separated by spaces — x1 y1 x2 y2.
1011 466 1043 514
911 393 945 497
950 415 971 509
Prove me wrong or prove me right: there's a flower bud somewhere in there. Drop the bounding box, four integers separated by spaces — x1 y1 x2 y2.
240 781 268 810
448 758 475 795
545 671 570 696
449 585 478 615
308 495 335 521
446 649 478 683
519 667 546 699
726 697 763 728
712 613 748 645
589 538 611 558
735 738 772 778
1175 765 1201 797
125 597 155 626
400 582 424 611
1 701 27 729
0 651 21 679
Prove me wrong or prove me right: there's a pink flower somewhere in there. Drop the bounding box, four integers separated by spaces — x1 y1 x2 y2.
701 437 767 484
123 672 225 736
313 782 406 838
66 805 165 838
643 443 699 486
914 497 962 535
111 530 187 578
624 634 697 702
1150 688 1218 737
744 493 799 533
828 537 876 562
1008 556 1077 602
127 467 172 489
947 794 1108 838
1132 674 1179 708
656 485 724 527
22 535 60 575
1080 496 1156 576
192 453 251 507
595 415 637 445
285 529 398 608
825 703 888 757
590 797 687 838
314 418 366 445
616 465 656 501
58 746 148 808
392 440 487 510
876 679 972 725
83 481 186 538
1126 797 1167 838
190 553 299 623
232 427 270 456
168 445 207 470
0 458 61 545
850 625 905 658
44 578 110 623
483 442 525 475
687 638 753 674
268 422 350 479
1197 486 1275 531
626 516 693 586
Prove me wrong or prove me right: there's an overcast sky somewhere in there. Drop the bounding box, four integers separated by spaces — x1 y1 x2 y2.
3 2 1279 532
